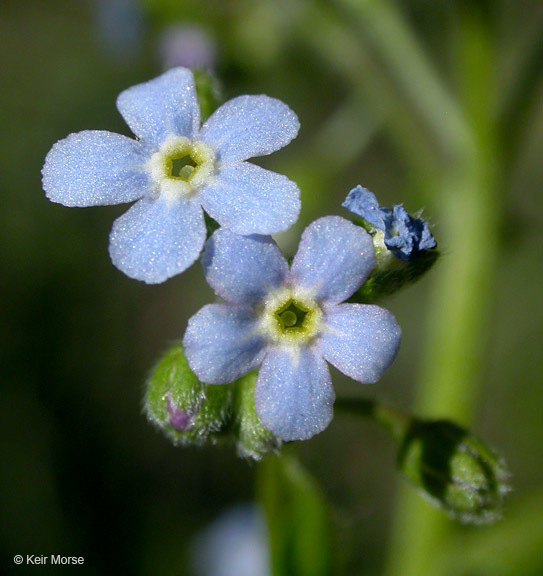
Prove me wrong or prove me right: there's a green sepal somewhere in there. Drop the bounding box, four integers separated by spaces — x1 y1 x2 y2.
193 68 222 123
232 372 281 460
144 343 233 446
397 419 511 525
349 219 439 304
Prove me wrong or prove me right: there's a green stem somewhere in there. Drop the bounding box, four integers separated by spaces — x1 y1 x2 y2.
384 8 503 576
334 398 411 442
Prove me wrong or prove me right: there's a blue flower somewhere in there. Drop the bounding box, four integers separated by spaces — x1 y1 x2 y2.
343 185 436 261
42 67 301 283
182 216 401 441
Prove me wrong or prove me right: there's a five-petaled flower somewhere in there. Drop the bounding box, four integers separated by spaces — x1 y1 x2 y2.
42 67 301 283
183 216 401 441
343 185 436 261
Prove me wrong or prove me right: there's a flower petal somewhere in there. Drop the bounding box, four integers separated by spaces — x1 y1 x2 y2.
342 185 390 231
42 131 149 207
108 196 205 283
199 162 300 235
320 304 401 383
199 95 299 162
254 346 334 441
116 67 199 147
202 229 288 305
290 216 375 305
183 304 266 384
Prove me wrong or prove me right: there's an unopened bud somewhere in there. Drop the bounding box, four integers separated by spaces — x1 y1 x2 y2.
145 345 280 459
145 344 233 446
159 25 216 72
397 419 510 524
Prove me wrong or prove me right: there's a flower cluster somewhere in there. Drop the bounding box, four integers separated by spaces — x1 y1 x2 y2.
42 67 431 444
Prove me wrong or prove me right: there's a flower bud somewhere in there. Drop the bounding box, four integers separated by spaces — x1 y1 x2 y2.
397 419 510 524
232 372 281 460
145 345 280 459
145 344 233 446
343 186 439 302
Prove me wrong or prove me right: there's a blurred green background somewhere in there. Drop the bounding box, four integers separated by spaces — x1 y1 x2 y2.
1 0 542 574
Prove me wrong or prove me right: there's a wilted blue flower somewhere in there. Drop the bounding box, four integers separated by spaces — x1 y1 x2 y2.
343 185 436 261
42 67 301 283
183 216 401 441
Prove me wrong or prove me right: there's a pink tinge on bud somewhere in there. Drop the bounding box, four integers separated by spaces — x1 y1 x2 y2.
159 25 216 71
166 394 195 431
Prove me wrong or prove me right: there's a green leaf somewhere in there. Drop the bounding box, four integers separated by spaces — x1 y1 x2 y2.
257 453 333 576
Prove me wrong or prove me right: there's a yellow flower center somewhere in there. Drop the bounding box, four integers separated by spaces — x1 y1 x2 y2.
259 288 322 345
148 137 215 203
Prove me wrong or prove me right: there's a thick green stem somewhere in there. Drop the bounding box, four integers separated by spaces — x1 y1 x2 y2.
384 9 502 576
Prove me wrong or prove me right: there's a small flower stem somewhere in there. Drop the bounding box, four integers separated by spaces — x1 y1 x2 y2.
334 398 411 443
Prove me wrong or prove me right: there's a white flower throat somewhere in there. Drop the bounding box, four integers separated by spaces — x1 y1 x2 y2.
148 136 216 203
